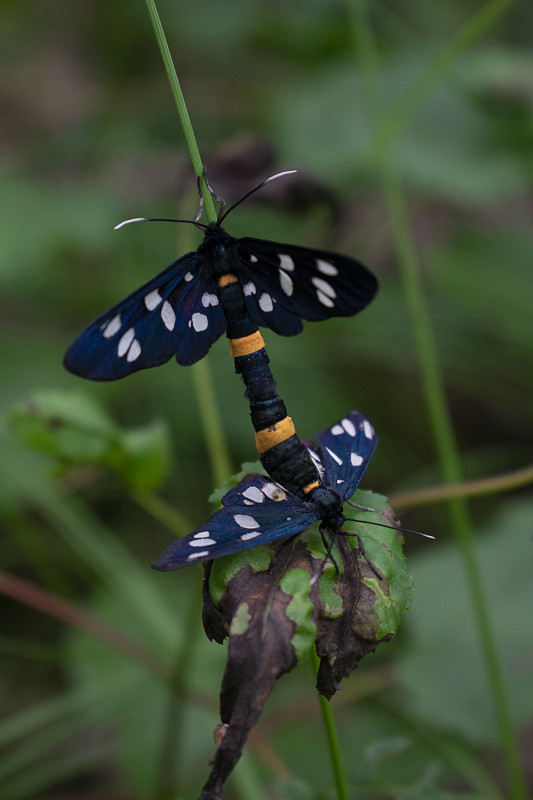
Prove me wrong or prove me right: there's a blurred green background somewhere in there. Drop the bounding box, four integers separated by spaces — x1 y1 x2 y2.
1 1 532 798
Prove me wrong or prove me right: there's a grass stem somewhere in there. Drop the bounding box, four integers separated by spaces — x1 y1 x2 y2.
349 3 526 797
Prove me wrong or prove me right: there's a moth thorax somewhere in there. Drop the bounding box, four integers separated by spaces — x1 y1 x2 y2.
199 224 233 274
309 486 342 520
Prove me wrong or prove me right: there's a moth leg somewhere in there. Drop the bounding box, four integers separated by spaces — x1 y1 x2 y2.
319 527 340 575
341 528 383 580
195 166 226 223
202 165 226 206
267 533 299 575
346 499 374 513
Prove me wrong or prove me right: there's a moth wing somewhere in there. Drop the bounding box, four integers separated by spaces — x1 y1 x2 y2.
315 411 378 500
152 475 318 569
236 237 378 328
64 254 227 379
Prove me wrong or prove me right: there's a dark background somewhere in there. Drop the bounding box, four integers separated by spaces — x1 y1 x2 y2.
1 1 532 798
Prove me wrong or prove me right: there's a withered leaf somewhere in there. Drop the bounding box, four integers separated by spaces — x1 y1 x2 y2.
198 491 412 800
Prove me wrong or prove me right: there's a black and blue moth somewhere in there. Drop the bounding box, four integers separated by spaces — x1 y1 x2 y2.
153 411 377 569
64 220 377 380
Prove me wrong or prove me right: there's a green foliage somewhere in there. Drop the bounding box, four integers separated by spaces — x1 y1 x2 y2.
208 461 264 505
396 498 533 744
1 0 532 798
9 390 172 491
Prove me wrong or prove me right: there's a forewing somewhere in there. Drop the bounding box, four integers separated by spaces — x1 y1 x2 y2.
152 476 318 569
315 412 378 500
63 254 227 379
236 237 378 328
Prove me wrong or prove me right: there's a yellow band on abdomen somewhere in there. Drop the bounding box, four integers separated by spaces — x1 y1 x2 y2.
255 417 296 453
229 331 265 357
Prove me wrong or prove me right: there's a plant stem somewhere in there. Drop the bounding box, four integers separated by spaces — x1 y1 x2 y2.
144 0 217 223
349 3 526 799
192 358 233 487
311 652 348 800
144 0 233 487
0 570 168 677
389 462 533 510
131 489 192 538
366 0 516 159
154 582 203 799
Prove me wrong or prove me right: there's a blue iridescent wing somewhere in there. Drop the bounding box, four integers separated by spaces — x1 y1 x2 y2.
63 253 227 379
236 238 378 332
315 411 378 501
152 476 318 570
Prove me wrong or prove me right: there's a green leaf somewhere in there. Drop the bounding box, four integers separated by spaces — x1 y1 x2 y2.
342 490 414 640
208 461 264 505
396 497 533 744
8 390 171 491
280 568 317 662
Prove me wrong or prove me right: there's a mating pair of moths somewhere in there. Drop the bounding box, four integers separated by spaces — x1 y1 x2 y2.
64 173 379 570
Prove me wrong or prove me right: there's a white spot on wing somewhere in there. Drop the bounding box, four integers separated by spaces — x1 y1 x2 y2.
317 290 335 308
363 420 373 439
279 269 293 297
193 530 212 538
242 486 264 503
192 312 208 332
250 254 258 263
312 276 336 299
144 289 162 310
341 418 356 437
351 453 363 466
240 531 261 541
234 514 260 529
184 272 194 282
187 550 209 560
262 482 286 501
326 447 343 466
331 425 343 435
307 448 324 477
117 328 135 357
102 314 122 338
243 282 256 296
316 259 339 276
126 339 142 362
259 293 274 313
189 537 216 547
161 301 176 331
202 292 219 307
278 253 295 271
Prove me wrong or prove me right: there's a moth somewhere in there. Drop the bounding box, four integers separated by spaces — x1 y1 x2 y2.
64 172 378 380
152 411 378 569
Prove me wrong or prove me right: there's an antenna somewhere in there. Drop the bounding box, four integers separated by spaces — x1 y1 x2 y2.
218 170 297 223
113 169 298 231
343 518 435 539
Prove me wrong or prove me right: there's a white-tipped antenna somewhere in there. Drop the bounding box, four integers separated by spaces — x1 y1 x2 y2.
114 170 299 231
263 169 298 184
114 217 150 230
218 169 298 223
114 216 205 231
344 518 435 539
